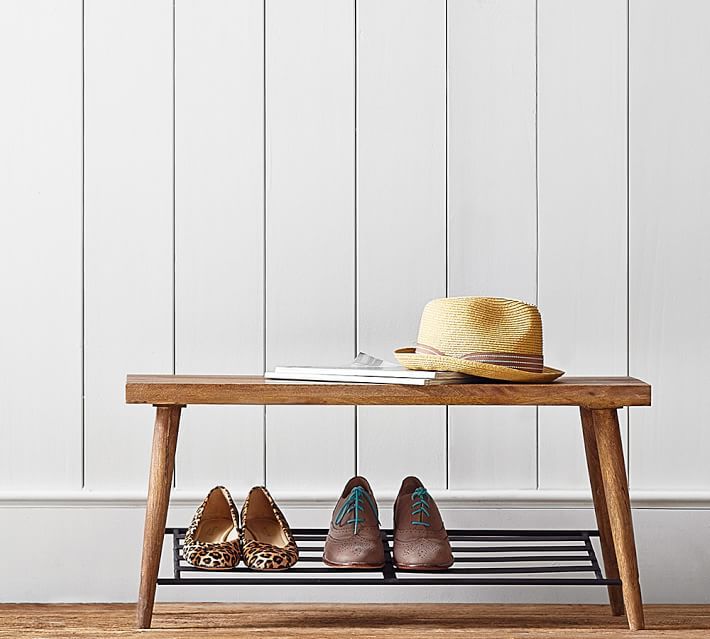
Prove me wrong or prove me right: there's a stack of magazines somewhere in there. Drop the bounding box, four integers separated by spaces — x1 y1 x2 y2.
265 352 471 386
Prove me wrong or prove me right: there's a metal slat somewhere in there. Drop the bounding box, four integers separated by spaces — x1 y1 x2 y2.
179 565 383 574
221 554 590 564
158 577 621 586
445 545 588 553
444 529 601 537
430 555 591 563
179 555 601 564
178 545 588 554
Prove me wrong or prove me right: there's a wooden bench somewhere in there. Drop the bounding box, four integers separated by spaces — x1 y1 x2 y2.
126 375 651 631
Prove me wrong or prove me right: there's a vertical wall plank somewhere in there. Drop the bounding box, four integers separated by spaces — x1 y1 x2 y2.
174 0 264 491
630 0 710 489
537 0 628 489
0 1 82 489
447 0 538 489
265 0 355 492
356 0 447 490
84 0 173 489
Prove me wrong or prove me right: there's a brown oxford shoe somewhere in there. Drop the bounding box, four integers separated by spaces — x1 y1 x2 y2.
392 476 453 571
323 476 385 569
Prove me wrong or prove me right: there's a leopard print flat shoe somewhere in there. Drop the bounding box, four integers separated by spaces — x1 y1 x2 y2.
183 486 241 570
240 486 299 571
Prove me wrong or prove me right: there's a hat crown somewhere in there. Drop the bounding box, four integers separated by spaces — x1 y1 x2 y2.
416 297 543 357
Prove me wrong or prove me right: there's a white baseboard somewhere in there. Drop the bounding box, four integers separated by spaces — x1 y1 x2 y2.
1 504 708 603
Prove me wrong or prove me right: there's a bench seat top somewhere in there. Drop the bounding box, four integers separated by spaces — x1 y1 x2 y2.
125 375 651 409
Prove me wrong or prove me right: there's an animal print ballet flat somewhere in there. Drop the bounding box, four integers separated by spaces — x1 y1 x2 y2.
240 486 299 571
183 486 241 570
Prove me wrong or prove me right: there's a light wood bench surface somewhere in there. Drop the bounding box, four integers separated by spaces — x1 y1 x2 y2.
126 375 650 408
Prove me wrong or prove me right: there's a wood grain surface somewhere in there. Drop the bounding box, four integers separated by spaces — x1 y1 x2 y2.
1 604 708 638
580 408 624 616
126 375 651 408
136 406 181 628
593 409 645 630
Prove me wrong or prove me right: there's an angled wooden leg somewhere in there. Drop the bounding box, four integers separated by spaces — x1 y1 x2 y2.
592 408 644 631
580 407 624 616
136 405 182 629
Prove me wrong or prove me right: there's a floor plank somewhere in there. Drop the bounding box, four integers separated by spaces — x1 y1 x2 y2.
1 604 710 638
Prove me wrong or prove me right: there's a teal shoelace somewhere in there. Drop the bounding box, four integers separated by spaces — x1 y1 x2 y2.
335 486 378 535
410 486 431 527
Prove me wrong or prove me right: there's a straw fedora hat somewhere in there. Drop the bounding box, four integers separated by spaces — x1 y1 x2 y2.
394 297 563 383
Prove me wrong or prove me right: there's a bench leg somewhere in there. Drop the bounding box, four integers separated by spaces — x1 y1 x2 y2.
136 405 182 629
580 407 624 616
591 408 644 631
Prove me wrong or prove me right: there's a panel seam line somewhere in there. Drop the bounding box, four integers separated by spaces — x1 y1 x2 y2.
171 0 177 489
445 0 450 491
263 0 268 487
81 0 86 490
353 0 359 477
534 0 540 491
626 0 631 479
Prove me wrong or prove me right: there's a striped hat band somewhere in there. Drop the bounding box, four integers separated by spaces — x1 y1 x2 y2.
415 343 544 373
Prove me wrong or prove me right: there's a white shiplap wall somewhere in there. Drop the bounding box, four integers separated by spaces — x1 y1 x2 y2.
357 0 447 490
2 0 710 601
537 0 629 489
265 0 356 492
83 0 174 491
174 0 265 491
629 0 710 490
447 0 538 490
0 0 83 490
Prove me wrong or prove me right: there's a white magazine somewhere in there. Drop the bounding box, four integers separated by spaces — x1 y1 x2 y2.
269 352 468 382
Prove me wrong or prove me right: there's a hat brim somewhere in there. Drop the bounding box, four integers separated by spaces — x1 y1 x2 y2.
394 347 564 383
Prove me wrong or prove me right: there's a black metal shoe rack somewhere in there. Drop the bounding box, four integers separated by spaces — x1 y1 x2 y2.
159 527 620 587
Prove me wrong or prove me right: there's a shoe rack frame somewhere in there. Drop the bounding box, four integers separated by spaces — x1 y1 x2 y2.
126 375 651 631
160 526 617 587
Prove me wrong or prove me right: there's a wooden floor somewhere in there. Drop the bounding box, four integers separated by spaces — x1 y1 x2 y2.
1 604 710 638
